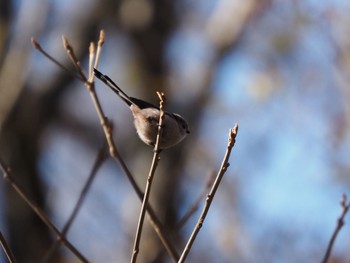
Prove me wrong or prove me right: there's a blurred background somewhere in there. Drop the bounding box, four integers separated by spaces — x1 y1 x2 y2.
1 0 350 262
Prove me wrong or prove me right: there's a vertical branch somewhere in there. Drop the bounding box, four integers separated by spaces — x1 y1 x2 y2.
88 42 95 80
88 30 105 82
131 92 166 263
93 30 105 74
0 231 17 263
0 158 88 263
321 194 350 263
178 124 238 263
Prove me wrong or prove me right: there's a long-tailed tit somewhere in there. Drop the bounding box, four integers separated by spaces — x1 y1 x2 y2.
94 68 190 149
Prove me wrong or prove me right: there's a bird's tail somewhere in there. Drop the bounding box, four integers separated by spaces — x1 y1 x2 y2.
94 68 133 106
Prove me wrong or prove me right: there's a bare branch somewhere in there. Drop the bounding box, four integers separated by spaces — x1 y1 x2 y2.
62 35 87 82
88 30 105 82
131 92 166 263
88 42 95 81
94 30 105 71
321 193 350 263
31 37 84 81
0 158 88 263
0 230 17 263
178 123 238 263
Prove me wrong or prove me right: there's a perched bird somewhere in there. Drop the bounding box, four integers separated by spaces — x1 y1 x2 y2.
94 68 189 149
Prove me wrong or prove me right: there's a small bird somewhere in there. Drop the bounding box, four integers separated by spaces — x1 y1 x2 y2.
94 68 190 149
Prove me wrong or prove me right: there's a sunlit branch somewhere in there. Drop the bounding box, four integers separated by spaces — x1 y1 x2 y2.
178 123 238 263
131 92 165 263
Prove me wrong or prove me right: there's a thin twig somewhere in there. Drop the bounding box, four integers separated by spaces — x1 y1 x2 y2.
321 193 350 263
33 33 180 261
176 171 216 230
88 42 95 81
131 92 166 263
30 37 84 81
178 123 238 263
91 30 105 81
0 230 17 263
0 158 88 263
41 144 108 263
62 36 87 82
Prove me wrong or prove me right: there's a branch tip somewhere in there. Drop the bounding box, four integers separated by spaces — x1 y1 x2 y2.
232 123 238 135
340 193 347 207
229 123 239 143
31 37 41 50
98 30 105 46
156 91 165 101
62 35 68 49
89 42 95 53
